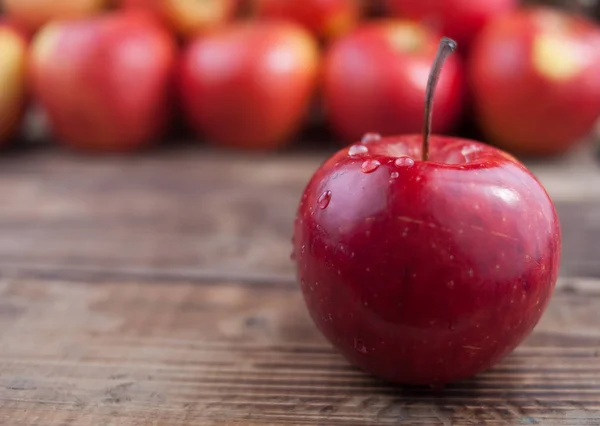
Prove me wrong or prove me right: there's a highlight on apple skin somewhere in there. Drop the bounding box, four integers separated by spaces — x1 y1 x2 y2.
178 21 321 150
1 0 107 32
0 21 27 146
469 6 600 157
28 12 177 153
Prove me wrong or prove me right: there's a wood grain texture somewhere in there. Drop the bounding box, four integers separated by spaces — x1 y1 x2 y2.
0 276 599 426
0 148 598 279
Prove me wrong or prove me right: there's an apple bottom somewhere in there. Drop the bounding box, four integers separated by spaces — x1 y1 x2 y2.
301 283 551 386
293 136 561 385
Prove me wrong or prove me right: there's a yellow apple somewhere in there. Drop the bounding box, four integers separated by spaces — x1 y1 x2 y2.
0 23 27 145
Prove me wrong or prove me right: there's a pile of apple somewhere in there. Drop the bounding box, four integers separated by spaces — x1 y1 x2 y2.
0 0 598 156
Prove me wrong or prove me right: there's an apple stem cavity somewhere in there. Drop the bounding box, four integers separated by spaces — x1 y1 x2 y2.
422 37 457 162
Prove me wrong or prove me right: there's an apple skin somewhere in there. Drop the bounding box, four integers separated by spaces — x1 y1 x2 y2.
252 0 363 42
117 0 239 38
29 12 177 153
179 21 320 150
1 0 107 32
469 7 600 157
323 20 465 144
292 135 561 385
0 22 27 146
385 0 517 52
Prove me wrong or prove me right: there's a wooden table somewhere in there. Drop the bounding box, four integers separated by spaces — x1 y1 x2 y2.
0 145 599 425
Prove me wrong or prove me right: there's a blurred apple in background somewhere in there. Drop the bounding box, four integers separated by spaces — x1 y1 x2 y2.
118 0 239 38
385 0 518 52
470 7 600 157
179 21 320 150
251 0 363 42
1 0 107 33
323 20 465 144
0 21 27 146
29 12 177 153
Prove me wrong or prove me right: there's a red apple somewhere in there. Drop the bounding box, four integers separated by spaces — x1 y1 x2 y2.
29 12 177 153
470 7 600 157
179 21 320 150
252 0 363 42
117 0 239 37
323 20 465 144
0 21 28 146
1 0 107 32
292 38 561 385
385 0 517 52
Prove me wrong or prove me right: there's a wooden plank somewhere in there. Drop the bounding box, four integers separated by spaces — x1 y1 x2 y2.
0 275 598 425
0 148 599 280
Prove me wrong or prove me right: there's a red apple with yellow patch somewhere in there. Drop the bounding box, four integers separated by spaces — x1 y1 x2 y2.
252 0 363 42
323 20 465 144
29 12 177 153
0 21 27 146
470 7 600 157
118 0 239 38
1 0 107 32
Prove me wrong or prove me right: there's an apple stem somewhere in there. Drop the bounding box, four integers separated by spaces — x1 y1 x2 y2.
422 37 457 162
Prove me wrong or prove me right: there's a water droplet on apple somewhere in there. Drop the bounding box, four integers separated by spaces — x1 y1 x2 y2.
361 132 381 144
336 244 351 258
317 190 331 209
390 171 400 179
461 144 480 159
361 159 380 173
447 280 455 289
348 144 368 157
354 338 368 354
394 156 415 168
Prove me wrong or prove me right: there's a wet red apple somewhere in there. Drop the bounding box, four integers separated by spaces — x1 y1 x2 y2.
386 0 517 52
293 38 561 385
179 21 320 150
323 20 465 144
29 12 177 153
1 0 107 32
252 0 363 42
469 7 600 157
